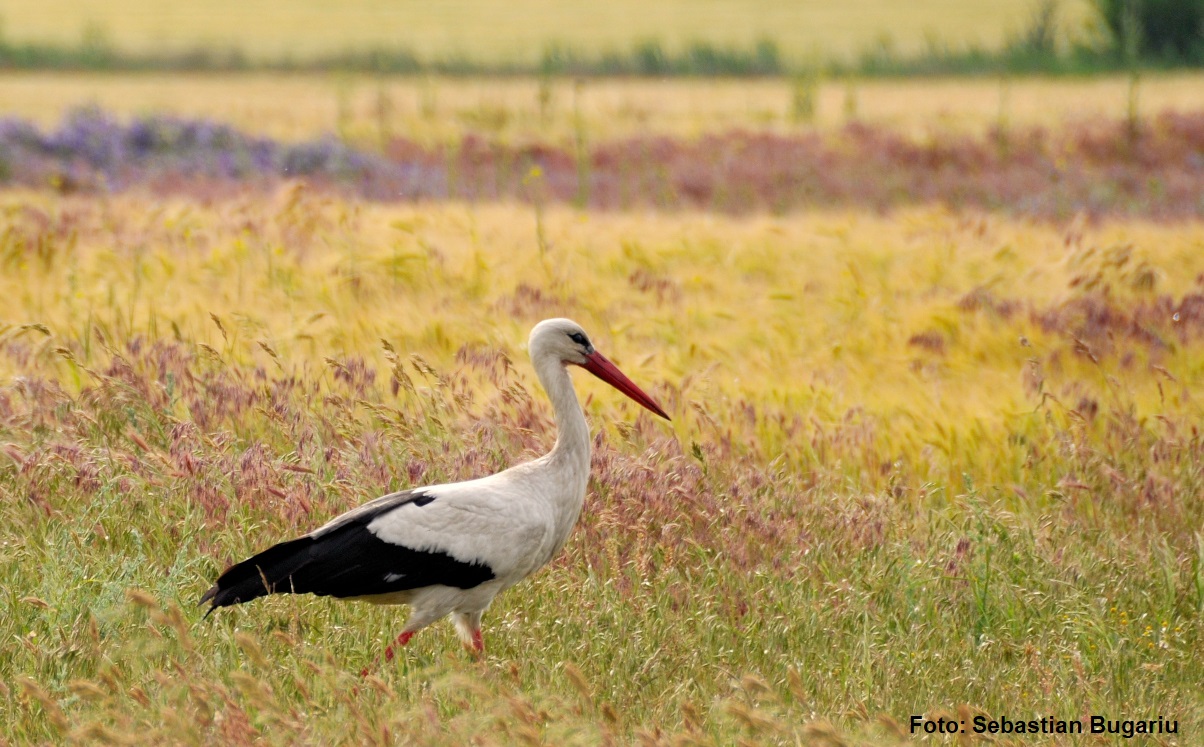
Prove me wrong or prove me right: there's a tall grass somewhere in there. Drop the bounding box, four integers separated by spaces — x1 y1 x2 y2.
1 192 1202 742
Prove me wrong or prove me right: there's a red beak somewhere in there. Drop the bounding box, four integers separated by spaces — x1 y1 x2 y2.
578 351 671 420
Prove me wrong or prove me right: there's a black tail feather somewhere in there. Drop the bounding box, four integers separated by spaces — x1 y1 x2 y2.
200 535 318 613
199 517 496 615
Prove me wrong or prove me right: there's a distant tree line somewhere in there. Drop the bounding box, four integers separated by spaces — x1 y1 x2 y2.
1093 0 1204 62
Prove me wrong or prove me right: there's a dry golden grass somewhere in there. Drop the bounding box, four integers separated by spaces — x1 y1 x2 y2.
4 71 1204 146
3 190 1201 476
4 0 1094 62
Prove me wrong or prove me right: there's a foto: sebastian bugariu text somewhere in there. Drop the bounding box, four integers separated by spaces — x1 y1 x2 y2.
910 714 1179 738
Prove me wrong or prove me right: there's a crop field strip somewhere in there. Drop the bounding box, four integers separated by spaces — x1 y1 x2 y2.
5 72 1204 144
4 104 1204 221
2 0 1095 62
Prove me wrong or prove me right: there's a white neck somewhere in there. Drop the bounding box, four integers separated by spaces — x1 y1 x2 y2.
524 352 592 558
533 354 591 471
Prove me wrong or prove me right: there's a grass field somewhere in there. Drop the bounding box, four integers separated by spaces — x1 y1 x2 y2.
1 0 1203 728
5 71 1204 146
2 184 1202 742
1 0 1095 64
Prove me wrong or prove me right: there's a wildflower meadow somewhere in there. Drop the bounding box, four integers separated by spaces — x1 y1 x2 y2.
1 4 1203 744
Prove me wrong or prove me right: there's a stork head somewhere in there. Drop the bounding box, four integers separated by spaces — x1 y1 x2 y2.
529 318 670 420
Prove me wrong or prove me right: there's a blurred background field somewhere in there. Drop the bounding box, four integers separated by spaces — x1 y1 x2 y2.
5 71 1204 144
0 0 1095 65
0 0 1192 76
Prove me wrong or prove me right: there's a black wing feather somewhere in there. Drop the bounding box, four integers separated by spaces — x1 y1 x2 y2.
200 490 496 613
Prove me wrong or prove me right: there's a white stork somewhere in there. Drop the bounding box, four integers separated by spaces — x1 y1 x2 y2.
200 318 670 667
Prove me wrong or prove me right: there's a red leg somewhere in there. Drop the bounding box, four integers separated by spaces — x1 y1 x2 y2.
359 630 415 678
384 630 415 662
471 628 484 655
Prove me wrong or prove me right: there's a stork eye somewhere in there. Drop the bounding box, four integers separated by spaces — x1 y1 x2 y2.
568 332 590 347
